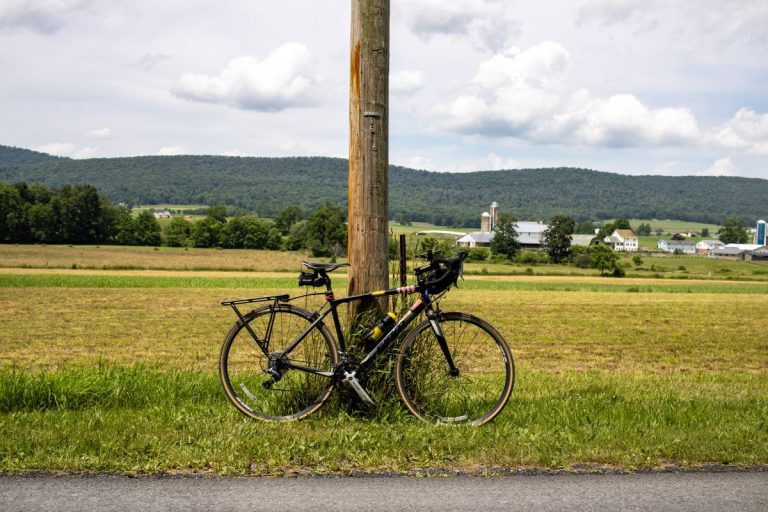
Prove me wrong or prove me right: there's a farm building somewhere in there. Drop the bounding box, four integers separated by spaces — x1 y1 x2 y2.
571 234 596 247
696 240 724 255
710 244 767 260
658 239 696 254
709 246 744 259
603 229 638 252
748 246 768 262
455 203 547 249
456 232 494 248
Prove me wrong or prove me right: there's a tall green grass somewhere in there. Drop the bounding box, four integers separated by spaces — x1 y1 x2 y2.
1 366 766 474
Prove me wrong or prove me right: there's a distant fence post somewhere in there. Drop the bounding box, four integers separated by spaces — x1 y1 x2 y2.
399 234 407 287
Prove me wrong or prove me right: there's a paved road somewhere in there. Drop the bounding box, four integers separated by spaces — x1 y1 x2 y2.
1 471 766 512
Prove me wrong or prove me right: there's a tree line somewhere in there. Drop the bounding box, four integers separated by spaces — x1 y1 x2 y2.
0 180 754 266
0 182 347 255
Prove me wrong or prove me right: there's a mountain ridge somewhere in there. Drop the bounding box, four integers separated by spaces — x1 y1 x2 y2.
1 144 765 226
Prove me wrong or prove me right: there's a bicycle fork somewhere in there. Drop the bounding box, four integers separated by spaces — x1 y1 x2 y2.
426 309 460 377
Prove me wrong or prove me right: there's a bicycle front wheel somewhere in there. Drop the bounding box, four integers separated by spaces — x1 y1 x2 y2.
219 304 338 421
395 312 514 426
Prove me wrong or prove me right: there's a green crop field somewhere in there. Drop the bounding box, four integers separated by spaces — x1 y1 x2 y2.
0 245 766 475
618 219 722 234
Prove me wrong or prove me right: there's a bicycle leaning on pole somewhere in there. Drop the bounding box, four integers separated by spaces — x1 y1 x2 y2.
219 250 515 426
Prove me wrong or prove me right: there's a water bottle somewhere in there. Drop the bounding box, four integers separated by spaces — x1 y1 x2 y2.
364 312 398 351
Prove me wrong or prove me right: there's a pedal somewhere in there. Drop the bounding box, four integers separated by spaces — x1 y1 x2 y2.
342 370 375 405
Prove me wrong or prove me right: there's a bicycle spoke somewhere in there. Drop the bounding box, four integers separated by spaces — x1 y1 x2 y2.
396 313 514 425
220 305 337 421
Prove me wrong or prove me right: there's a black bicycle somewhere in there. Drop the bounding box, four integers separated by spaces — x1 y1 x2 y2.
219 251 514 425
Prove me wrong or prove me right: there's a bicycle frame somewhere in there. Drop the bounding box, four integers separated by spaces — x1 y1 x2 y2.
222 280 457 380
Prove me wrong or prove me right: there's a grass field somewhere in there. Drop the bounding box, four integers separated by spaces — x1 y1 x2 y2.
2 244 767 281
0 245 766 475
0 244 312 272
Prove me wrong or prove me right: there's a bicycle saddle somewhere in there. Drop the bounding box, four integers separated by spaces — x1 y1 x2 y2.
301 261 350 272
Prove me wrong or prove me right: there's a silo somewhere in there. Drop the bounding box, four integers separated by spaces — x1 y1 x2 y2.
481 212 491 233
757 220 767 245
489 202 499 231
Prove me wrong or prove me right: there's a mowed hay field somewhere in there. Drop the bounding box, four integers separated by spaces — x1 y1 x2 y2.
0 247 767 475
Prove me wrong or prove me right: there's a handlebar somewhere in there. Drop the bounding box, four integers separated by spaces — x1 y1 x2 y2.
415 251 467 294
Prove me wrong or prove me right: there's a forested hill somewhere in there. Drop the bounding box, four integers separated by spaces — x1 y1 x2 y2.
1 144 766 226
0 145 64 166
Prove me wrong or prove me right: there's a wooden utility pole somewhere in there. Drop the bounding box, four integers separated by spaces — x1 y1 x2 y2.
348 0 390 321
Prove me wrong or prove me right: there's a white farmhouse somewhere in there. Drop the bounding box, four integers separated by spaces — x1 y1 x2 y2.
604 229 638 252
658 239 696 254
152 210 172 219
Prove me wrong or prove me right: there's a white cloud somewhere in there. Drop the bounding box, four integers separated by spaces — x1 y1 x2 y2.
709 108 768 155
220 149 252 157
486 153 521 170
390 70 425 95
0 0 96 33
434 42 568 137
406 156 437 171
86 127 111 139
394 0 518 51
435 41 701 148
34 142 75 156
33 142 97 158
577 0 768 47
172 43 319 112
699 157 738 176
567 94 700 147
156 145 186 156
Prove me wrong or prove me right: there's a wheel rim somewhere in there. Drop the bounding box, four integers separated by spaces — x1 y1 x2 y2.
221 307 336 421
398 314 513 425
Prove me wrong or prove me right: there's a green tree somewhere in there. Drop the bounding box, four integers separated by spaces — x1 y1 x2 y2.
701 227 710 237
632 254 643 268
636 223 652 236
222 214 281 249
190 216 223 247
273 205 302 235
206 205 228 223
590 244 620 275
718 218 748 244
27 202 55 242
0 183 27 242
164 217 192 247
305 203 347 257
107 206 137 245
285 220 308 251
133 211 162 246
49 184 112 244
394 211 412 226
490 213 520 260
575 220 597 235
543 214 575 263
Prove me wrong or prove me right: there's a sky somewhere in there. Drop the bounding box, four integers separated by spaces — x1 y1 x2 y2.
0 0 767 178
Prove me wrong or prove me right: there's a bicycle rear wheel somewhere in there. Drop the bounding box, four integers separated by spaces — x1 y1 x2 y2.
219 304 338 421
395 312 514 426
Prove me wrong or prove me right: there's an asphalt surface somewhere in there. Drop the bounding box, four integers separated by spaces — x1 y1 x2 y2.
1 471 766 512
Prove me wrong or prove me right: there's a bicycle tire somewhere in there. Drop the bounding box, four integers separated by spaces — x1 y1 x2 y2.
219 304 338 421
395 312 514 426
